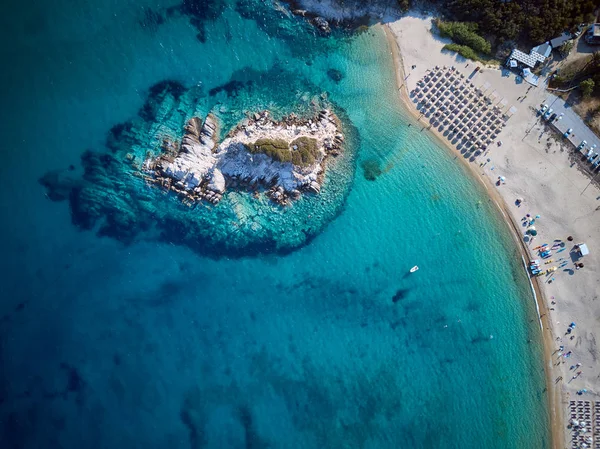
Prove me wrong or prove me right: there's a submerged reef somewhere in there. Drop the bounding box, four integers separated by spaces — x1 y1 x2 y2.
40 80 357 256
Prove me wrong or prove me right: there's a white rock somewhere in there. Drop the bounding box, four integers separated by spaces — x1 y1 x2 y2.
150 110 341 202
208 168 226 193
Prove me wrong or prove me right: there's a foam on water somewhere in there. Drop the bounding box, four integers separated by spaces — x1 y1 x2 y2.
0 0 549 447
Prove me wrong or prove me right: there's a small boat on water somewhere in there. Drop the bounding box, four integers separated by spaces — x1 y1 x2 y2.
410 266 419 273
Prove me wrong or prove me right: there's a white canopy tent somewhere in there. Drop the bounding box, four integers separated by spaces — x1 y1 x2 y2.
576 243 590 256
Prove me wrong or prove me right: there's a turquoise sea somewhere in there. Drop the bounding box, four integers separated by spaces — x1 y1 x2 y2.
0 0 550 447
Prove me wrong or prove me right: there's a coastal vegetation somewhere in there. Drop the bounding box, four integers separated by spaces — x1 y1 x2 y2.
434 20 492 62
247 136 320 167
580 78 595 98
291 137 320 166
249 138 292 163
427 0 596 46
435 20 491 55
558 40 574 58
443 43 484 62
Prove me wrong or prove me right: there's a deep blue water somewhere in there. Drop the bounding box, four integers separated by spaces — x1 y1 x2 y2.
0 0 549 448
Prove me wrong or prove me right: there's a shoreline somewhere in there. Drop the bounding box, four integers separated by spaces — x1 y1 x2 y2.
382 24 564 448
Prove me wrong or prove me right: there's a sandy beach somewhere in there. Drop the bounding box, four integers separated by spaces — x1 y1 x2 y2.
382 13 600 449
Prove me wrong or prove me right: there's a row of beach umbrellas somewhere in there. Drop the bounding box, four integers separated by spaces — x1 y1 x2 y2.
411 66 508 150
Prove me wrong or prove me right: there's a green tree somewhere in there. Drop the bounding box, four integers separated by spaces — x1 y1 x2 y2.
435 20 492 54
559 41 574 57
580 78 595 98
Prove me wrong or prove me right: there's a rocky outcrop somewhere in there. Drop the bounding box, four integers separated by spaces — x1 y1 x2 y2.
143 114 224 204
144 109 343 206
312 17 331 34
161 114 219 189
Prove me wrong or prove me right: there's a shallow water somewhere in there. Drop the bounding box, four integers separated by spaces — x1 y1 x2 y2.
0 0 549 447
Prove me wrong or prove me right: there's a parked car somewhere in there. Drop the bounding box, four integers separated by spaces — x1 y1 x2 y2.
539 104 548 115
564 128 573 138
577 140 587 151
588 152 598 162
548 113 557 122
544 108 554 120
557 113 564 120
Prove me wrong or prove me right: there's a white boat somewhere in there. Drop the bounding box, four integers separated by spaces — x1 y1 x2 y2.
410 265 419 273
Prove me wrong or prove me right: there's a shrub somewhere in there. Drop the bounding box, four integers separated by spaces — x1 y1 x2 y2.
249 138 292 163
435 20 491 55
559 41 574 57
291 137 320 167
247 136 321 167
580 78 595 98
443 43 482 62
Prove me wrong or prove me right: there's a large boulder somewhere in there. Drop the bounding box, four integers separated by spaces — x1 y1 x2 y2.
208 168 226 193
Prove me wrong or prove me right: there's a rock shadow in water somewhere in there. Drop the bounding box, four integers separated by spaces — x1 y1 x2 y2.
392 288 410 303
361 159 382 181
327 68 344 83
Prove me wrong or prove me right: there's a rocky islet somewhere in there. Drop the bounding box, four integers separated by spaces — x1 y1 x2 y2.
40 80 357 256
142 109 344 206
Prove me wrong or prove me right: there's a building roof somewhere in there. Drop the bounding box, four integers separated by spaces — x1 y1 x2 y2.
531 42 552 58
594 24 600 37
530 51 547 63
523 70 540 86
550 32 572 48
509 49 537 68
